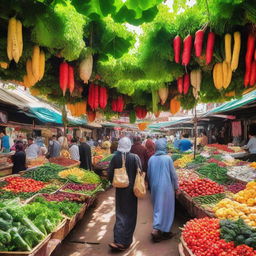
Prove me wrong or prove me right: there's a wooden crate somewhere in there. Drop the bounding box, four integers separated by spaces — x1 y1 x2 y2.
180 236 194 256
65 203 87 233
51 219 68 240
176 191 214 218
0 234 51 256
76 203 87 221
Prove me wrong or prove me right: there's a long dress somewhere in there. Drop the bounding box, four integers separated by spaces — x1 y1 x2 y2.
147 151 178 233
108 152 141 246
79 142 92 170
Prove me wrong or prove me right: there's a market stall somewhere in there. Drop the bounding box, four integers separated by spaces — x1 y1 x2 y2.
175 144 256 255
0 163 107 255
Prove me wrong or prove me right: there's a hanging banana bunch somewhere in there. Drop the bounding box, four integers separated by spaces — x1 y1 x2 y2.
23 46 45 88
7 17 23 63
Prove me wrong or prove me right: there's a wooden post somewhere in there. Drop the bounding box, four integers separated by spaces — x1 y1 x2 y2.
194 106 197 159
62 105 68 136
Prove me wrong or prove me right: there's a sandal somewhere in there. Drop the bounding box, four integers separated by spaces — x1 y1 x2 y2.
161 232 175 240
109 242 129 251
151 230 162 243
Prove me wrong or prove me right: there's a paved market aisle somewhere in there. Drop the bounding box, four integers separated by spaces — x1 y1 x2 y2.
52 188 189 256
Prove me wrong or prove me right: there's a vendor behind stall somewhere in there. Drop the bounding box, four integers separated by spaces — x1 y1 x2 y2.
243 129 256 161
25 138 40 159
12 142 26 174
0 131 10 153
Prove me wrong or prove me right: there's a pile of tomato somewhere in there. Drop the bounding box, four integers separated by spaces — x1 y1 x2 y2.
207 144 234 153
182 218 256 256
179 178 224 197
2 177 45 193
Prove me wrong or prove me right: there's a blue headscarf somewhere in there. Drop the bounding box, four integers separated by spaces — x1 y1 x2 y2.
154 138 167 156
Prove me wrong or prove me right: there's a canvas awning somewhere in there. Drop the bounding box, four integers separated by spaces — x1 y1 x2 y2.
0 85 86 126
204 90 256 116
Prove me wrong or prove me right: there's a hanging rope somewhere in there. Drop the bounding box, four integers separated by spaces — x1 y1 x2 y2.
204 0 211 26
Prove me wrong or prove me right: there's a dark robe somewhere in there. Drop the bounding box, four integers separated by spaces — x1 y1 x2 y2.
12 151 26 174
79 142 92 170
108 152 141 246
130 142 148 171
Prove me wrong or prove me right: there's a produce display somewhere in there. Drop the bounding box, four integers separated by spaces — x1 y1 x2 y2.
61 183 103 196
0 158 104 253
206 144 235 153
226 182 246 193
179 178 225 197
227 166 256 183
207 157 227 167
49 157 79 167
22 163 64 182
182 217 256 256
233 181 256 206
176 169 200 184
58 167 101 184
41 191 87 202
174 154 193 168
33 197 82 218
0 199 62 251
214 198 256 227
26 156 48 168
193 193 226 206
220 219 256 249
1 177 45 193
196 163 230 184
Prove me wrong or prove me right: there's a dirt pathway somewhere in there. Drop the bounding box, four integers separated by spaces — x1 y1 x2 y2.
52 188 189 256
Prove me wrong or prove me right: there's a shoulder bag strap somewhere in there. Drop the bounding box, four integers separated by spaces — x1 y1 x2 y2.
122 153 126 168
135 155 142 174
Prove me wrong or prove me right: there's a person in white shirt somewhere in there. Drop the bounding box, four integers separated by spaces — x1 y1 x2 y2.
69 138 80 161
25 138 40 159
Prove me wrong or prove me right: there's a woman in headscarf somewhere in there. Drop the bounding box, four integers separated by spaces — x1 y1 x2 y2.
147 138 178 242
108 137 142 251
145 138 155 160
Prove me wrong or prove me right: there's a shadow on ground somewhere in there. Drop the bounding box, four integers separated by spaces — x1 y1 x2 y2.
52 188 190 256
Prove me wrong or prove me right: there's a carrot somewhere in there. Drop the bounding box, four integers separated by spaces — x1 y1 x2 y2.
182 35 193 66
59 62 68 96
183 73 190 95
244 34 255 87
68 65 74 94
249 60 256 86
177 76 183 94
194 30 204 57
173 35 182 64
206 32 215 65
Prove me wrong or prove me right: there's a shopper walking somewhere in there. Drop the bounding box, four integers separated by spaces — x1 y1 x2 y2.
108 137 142 251
147 138 178 242
145 138 155 160
69 138 80 161
48 135 61 158
130 136 148 171
79 137 92 170
11 142 26 174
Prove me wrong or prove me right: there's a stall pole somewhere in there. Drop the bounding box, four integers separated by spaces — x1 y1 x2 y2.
62 105 68 135
193 107 197 159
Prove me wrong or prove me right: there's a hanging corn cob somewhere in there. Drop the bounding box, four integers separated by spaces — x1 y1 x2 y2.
7 17 23 63
213 63 223 90
231 32 241 71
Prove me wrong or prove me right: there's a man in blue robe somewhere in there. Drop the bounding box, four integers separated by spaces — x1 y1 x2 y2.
147 138 178 242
